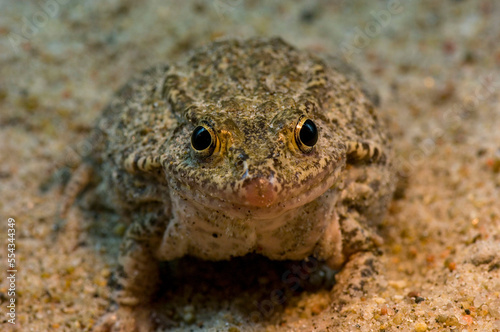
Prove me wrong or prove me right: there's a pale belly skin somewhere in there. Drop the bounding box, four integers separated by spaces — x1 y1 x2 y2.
62 37 396 331
158 188 340 262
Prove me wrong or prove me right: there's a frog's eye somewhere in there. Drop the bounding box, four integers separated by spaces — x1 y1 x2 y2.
294 116 318 153
191 123 218 157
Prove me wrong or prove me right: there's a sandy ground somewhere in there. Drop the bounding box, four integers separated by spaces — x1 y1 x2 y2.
1 0 499 331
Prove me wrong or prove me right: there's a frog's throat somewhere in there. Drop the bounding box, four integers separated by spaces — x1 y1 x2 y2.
169 163 343 220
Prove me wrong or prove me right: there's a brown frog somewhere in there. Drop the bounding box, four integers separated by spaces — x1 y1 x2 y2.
62 37 395 331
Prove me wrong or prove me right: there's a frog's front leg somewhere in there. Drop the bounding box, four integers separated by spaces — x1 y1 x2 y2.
314 210 382 270
321 139 391 304
115 224 161 306
315 210 383 307
93 209 168 332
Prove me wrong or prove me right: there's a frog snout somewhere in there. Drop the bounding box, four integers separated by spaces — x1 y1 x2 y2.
240 177 277 207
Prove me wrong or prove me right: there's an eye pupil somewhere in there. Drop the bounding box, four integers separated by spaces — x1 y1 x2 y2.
299 119 318 147
191 126 212 151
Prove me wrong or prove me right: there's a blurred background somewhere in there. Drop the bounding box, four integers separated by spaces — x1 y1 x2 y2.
0 1 499 331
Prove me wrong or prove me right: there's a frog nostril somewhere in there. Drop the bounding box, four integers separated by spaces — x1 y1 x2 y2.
234 151 249 177
237 152 248 161
238 160 249 180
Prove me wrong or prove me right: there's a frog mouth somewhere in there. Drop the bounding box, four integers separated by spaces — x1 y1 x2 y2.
169 162 342 219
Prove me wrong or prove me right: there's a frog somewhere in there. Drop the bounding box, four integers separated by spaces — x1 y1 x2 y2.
61 37 396 331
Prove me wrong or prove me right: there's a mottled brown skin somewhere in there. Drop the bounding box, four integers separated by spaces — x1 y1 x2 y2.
65 37 395 331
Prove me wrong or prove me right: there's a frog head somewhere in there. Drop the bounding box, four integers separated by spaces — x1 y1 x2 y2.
162 94 346 219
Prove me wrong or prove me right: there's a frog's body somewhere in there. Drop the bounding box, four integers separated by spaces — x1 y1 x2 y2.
64 37 395 331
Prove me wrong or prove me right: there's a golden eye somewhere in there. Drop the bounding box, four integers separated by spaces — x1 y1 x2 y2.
191 123 218 157
294 116 318 153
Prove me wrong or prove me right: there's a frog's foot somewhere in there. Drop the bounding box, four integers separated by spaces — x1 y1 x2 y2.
92 306 155 332
331 251 381 307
